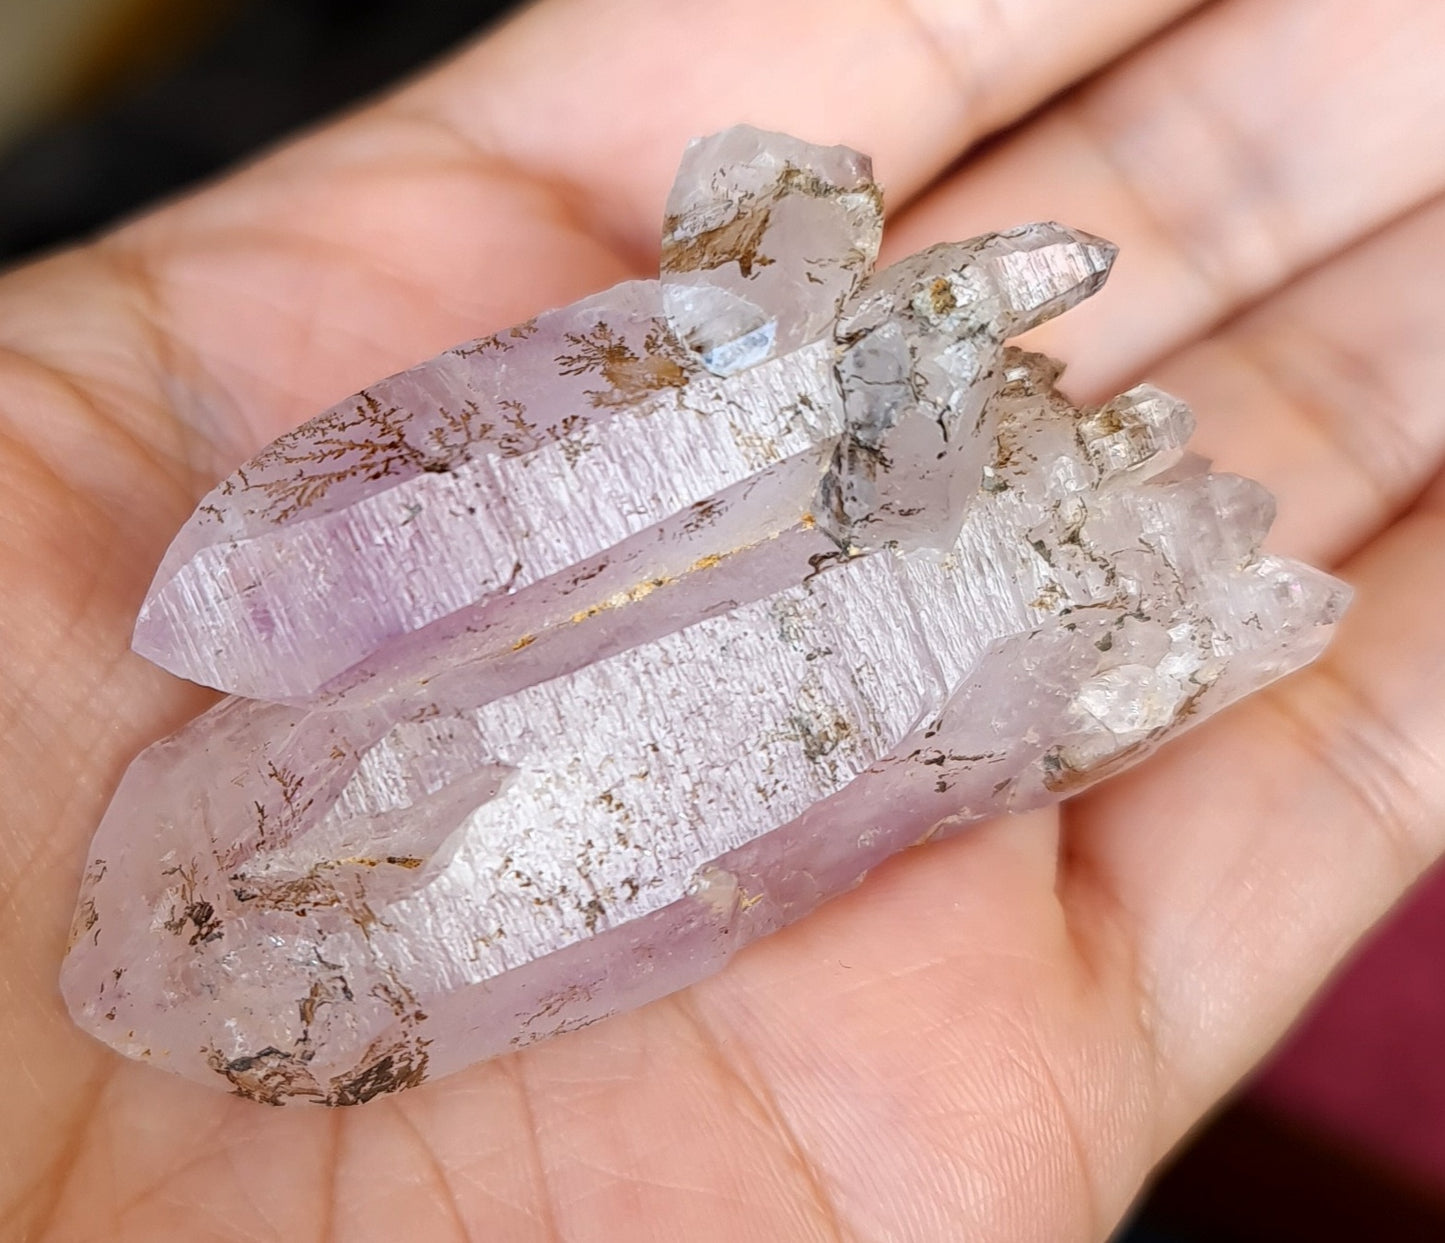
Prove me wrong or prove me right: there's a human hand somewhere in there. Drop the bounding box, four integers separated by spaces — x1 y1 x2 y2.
3 0 1443 1239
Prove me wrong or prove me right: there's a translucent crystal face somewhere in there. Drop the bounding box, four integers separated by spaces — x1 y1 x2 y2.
62 126 1348 1105
820 225 1116 552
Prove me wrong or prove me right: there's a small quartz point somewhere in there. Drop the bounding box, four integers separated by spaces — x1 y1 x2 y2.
63 128 1349 1105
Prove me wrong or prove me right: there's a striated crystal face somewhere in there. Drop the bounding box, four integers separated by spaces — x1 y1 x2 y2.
62 126 1348 1105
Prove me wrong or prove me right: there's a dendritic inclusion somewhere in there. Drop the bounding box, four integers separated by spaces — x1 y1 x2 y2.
62 126 1348 1105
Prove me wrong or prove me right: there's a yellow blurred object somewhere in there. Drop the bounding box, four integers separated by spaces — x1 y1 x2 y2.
0 0 227 152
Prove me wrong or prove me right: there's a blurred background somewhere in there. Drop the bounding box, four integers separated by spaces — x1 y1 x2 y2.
3 1 1444 1239
0 0 505 258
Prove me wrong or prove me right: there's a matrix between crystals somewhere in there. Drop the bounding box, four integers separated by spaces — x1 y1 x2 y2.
62 126 1348 1105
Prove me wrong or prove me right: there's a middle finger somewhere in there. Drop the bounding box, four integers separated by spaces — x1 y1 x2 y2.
887 0 1445 399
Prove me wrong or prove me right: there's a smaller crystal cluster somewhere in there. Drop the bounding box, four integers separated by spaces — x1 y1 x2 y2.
61 127 1348 1105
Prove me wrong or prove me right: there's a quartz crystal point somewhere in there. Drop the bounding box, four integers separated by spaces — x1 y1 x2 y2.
62 126 1349 1105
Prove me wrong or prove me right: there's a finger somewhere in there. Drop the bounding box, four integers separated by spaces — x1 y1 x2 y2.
1145 191 1445 567
4 0 1202 459
1063 493 1445 1142
887 0 1445 399
405 0 1205 257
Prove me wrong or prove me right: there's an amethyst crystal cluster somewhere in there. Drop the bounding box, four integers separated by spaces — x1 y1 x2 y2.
61 127 1347 1105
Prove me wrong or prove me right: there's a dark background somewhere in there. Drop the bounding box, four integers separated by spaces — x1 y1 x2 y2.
0 0 512 261
3 2 1444 1239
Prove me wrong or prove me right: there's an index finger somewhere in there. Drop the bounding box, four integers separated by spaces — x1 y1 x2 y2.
36 0 1202 455
403 0 1205 257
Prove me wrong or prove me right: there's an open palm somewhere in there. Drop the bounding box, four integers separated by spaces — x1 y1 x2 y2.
4 0 1444 1239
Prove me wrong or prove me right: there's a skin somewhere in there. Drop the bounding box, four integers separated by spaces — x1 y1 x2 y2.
2 0 1444 1238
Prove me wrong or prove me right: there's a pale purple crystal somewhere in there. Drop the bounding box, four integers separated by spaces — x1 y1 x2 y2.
62 127 1348 1105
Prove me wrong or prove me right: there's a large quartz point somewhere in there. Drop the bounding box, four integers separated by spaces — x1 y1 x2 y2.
63 127 1348 1105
